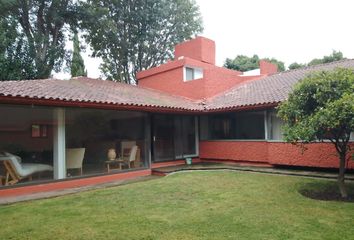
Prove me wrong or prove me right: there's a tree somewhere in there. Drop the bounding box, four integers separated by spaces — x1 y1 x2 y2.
224 55 259 72
288 62 306 70
80 0 203 84
70 33 86 77
224 54 285 72
308 50 344 66
1 0 78 79
0 16 36 80
277 68 354 198
288 50 345 70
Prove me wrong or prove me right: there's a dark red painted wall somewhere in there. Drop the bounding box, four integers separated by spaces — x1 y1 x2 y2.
175 36 216 65
200 141 354 169
137 36 274 100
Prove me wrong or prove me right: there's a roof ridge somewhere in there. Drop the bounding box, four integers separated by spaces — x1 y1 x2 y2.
273 58 354 76
0 78 60 83
204 59 354 104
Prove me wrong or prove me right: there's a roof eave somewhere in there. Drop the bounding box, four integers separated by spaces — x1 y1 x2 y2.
0 96 202 114
203 102 280 113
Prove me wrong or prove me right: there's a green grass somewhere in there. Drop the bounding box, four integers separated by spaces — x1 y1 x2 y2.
1 171 354 240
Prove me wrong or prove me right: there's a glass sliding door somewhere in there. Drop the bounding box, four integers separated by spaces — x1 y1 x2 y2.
181 116 197 157
66 108 149 176
152 114 198 162
0 104 55 186
152 115 175 162
174 117 184 159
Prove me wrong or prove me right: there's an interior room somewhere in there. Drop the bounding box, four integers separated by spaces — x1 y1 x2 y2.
0 104 149 186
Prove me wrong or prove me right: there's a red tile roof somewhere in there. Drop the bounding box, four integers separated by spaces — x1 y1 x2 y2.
0 59 353 112
205 59 354 111
0 77 203 112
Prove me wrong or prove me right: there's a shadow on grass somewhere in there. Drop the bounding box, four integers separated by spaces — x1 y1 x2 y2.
299 181 354 202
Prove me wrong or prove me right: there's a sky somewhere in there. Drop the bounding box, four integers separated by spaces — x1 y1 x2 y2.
55 0 354 79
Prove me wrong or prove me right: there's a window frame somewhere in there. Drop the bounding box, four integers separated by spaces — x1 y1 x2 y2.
183 66 203 81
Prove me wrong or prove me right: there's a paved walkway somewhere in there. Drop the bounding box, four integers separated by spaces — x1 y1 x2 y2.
0 175 159 205
152 162 354 181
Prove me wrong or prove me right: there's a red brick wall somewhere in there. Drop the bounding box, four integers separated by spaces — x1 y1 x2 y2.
137 36 265 100
138 57 261 100
138 64 207 100
259 60 278 75
175 37 216 65
199 141 269 163
200 141 354 169
268 142 354 168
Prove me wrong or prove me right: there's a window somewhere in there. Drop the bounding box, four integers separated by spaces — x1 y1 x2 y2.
234 112 264 139
201 111 265 140
184 66 203 81
267 110 284 141
210 114 236 139
0 104 55 184
185 67 194 81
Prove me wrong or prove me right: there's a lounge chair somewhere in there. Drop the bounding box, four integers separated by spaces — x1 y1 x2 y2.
0 152 53 185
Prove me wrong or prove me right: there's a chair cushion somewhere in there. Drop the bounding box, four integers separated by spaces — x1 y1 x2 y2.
0 152 22 163
20 164 53 177
0 153 53 177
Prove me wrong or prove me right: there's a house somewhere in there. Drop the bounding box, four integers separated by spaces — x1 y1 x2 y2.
0 36 353 192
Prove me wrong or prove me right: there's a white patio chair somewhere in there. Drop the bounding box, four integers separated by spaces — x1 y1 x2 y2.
127 145 140 168
66 148 85 175
121 141 136 161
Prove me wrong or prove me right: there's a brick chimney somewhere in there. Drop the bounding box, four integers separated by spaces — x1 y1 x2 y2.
174 36 215 65
259 60 278 75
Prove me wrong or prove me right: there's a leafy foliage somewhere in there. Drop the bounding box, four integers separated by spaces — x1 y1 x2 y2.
308 50 344 66
224 55 259 72
70 33 86 77
80 0 203 84
0 16 36 80
1 0 79 79
288 62 306 70
278 68 354 197
224 54 285 72
288 50 345 70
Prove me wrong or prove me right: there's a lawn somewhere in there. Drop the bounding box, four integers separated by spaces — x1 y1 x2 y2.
1 171 354 240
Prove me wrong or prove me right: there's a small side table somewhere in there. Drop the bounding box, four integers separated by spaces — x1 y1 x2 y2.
105 159 125 173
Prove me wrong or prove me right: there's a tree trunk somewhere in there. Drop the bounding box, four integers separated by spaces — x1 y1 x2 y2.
338 153 348 198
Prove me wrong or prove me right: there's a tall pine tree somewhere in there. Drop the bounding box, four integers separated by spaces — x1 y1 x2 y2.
70 33 86 77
